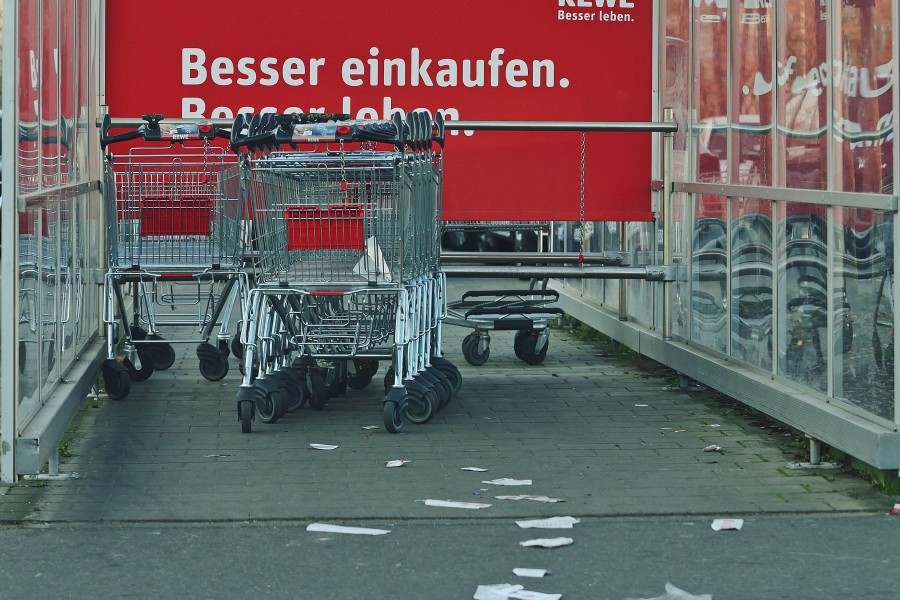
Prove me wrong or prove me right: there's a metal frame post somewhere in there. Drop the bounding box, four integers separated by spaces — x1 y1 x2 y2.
662 108 675 341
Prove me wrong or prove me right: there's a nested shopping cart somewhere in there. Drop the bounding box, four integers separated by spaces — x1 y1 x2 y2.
230 110 460 433
99 115 247 400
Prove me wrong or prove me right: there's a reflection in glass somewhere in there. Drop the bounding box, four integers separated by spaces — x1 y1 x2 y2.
835 0 894 194
777 1 827 190
731 198 773 370
778 203 828 392
692 0 729 184
691 195 728 354
833 208 894 421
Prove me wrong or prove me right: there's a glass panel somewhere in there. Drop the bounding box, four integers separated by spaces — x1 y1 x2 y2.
626 222 656 326
733 0 774 185
664 0 691 182
777 0 828 189
671 192 691 340
777 202 828 392
731 197 774 370
18 1 41 195
693 0 729 184
834 0 894 193
691 194 728 353
59 0 76 186
75 0 93 182
41 0 62 189
833 207 894 420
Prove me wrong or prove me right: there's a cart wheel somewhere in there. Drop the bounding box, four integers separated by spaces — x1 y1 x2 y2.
218 338 231 359
102 359 132 401
308 373 329 410
347 359 377 390
428 368 453 409
130 325 148 341
383 400 404 433
327 366 347 397
146 335 176 371
435 363 462 395
124 351 155 382
288 366 310 410
239 401 253 433
197 343 230 381
462 333 490 366
516 330 549 366
231 334 244 360
405 386 437 425
253 382 283 424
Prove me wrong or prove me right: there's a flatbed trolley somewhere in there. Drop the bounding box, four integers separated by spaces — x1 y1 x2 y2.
230 110 460 433
99 115 247 400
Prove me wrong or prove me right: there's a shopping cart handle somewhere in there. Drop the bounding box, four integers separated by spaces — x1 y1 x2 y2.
142 114 164 131
433 112 445 148
100 114 144 149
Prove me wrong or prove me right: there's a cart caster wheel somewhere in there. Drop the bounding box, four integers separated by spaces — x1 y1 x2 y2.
218 338 231 359
239 401 253 433
253 381 284 424
428 367 453 409
462 333 490 366
308 373 329 410
231 334 244 360
280 369 309 412
514 330 549 366
197 343 230 381
124 350 155 382
404 380 437 425
130 325 148 341
383 387 407 434
237 387 255 433
433 360 462 395
102 359 132 401
347 359 377 390
144 334 176 370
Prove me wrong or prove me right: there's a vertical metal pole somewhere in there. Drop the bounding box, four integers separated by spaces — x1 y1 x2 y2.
618 222 627 321
1 0 20 483
662 107 675 341
893 0 900 431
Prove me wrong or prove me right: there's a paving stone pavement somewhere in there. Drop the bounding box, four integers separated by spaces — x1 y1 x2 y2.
1 279 893 523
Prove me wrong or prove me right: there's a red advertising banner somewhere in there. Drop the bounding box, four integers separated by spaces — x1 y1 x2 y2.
105 1 656 221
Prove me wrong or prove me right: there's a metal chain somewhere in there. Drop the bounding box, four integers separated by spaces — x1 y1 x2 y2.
579 131 587 261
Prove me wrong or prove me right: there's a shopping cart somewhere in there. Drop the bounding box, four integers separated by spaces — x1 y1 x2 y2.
230 110 460 433
99 115 247 400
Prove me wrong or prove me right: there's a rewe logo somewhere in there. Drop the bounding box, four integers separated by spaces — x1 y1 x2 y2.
559 0 636 7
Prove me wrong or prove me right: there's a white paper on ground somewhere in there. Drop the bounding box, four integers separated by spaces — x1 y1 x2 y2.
519 537 574 548
702 445 722 453
513 568 548 578
306 523 391 536
309 444 339 450
495 495 565 503
892 503 900 515
352 236 392 282
482 478 532 486
385 460 410 468
625 581 712 600
425 499 492 509
515 516 580 529
473 584 562 600
711 518 744 531
461 467 489 472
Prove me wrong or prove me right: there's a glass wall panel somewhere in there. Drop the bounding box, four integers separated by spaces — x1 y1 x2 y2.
671 192 691 340
691 194 728 353
732 0 774 186
626 221 656 326
777 0 828 189
834 0 894 193
693 0 729 184
777 202 828 392
833 207 894 420
41 1 61 188
731 197 774 370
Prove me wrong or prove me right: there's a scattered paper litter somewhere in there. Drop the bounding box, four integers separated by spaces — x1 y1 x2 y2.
385 460 410 468
516 516 580 529
496 495 565 503
306 523 390 536
204 454 232 458
309 443 339 450
461 467 489 472
890 503 900 515
625 582 712 600
424 499 492 510
706 424 721 428
702 445 722 453
711 518 744 531
473 584 562 600
482 478 532 486
519 537 574 548
513 568 548 578
361 425 379 430
635 404 649 407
